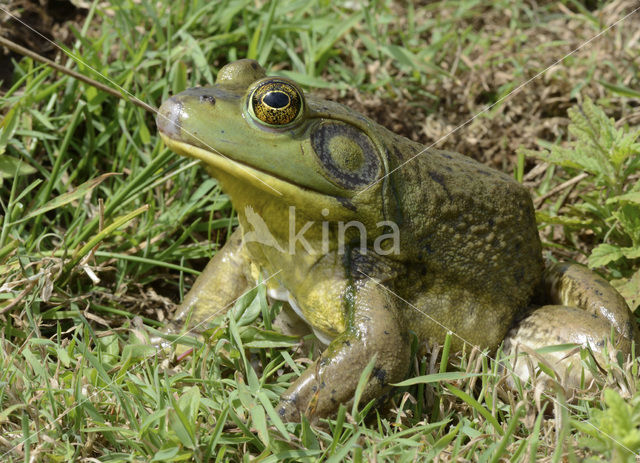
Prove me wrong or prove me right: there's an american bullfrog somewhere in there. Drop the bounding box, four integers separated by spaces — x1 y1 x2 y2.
156 59 639 421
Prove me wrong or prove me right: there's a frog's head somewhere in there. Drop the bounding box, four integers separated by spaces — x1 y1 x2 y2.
157 60 402 230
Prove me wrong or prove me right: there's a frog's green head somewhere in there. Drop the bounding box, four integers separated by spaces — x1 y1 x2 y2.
157 60 401 226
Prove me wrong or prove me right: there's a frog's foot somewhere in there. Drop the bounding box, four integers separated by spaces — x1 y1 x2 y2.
503 263 638 389
276 281 410 422
503 305 625 389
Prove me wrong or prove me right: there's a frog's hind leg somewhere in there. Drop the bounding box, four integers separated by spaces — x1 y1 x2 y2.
543 262 639 342
503 262 639 388
161 228 252 338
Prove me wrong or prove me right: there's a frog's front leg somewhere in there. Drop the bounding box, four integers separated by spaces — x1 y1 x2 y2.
164 228 251 336
277 279 410 422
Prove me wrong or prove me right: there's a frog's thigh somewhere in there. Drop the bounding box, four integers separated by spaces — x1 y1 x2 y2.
165 228 251 334
544 262 639 342
276 280 410 422
503 305 622 387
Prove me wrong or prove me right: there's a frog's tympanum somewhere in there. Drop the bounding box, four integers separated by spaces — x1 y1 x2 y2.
157 60 639 422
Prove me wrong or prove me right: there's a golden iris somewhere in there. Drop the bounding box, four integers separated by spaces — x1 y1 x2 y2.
250 80 302 126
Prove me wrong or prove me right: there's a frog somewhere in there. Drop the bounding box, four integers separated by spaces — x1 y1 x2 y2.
156 59 639 422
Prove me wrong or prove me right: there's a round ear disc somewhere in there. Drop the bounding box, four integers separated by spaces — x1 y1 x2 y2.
250 79 303 126
310 122 381 189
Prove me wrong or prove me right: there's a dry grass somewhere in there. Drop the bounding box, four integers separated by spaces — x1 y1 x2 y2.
330 1 640 171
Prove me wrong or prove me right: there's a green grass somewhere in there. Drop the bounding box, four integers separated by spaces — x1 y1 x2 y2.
1 0 640 461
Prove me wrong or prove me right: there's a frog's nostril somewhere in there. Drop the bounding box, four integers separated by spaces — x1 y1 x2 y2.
199 94 216 105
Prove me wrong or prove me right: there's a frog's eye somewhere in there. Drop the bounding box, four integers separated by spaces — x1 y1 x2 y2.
249 80 303 126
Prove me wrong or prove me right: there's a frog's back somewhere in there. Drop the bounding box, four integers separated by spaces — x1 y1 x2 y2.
380 132 544 349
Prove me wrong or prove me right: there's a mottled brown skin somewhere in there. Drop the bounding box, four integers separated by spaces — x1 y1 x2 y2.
156 60 639 422
383 133 544 351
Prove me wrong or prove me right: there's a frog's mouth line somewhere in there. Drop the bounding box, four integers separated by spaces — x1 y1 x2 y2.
159 133 352 208
159 133 286 196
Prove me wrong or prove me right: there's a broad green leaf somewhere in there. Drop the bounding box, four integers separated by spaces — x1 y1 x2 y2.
607 192 640 205
614 204 640 242
172 61 188 95
0 404 28 424
23 348 48 380
534 210 589 227
139 409 168 436
237 381 269 446
612 269 640 310
120 344 157 369
247 21 262 61
255 391 290 442
168 403 196 450
430 421 462 459
240 326 299 348
235 289 262 327
0 105 20 151
393 372 483 387
352 355 377 419
588 244 624 268
621 247 640 260
28 338 55 347
177 386 201 423
137 109 151 144
0 155 37 178
532 343 581 355
599 80 640 99
56 346 72 368
151 445 187 462
179 32 214 84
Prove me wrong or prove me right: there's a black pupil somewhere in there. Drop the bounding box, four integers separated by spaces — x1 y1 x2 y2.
263 91 289 109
